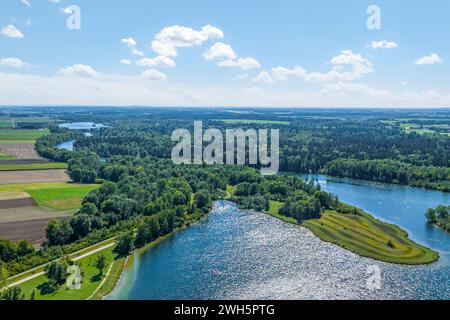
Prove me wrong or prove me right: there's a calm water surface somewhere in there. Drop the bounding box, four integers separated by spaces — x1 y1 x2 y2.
59 122 107 130
109 175 450 300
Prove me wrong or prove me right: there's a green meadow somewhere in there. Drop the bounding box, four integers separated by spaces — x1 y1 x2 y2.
0 163 68 171
26 185 99 210
0 182 99 210
17 246 117 300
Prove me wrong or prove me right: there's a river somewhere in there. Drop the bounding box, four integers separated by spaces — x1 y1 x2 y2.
109 174 449 300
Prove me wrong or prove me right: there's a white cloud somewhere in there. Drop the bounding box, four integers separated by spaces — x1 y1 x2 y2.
131 48 144 57
151 24 224 57
49 0 60 3
252 71 274 84
57 64 98 77
21 0 31 7
203 42 236 61
371 41 398 49
136 56 176 68
120 59 132 65
1 25 24 39
218 57 261 70
141 69 167 80
60 7 71 14
0 58 27 68
415 53 442 65
1 70 450 107
272 50 373 82
121 38 137 47
237 74 248 80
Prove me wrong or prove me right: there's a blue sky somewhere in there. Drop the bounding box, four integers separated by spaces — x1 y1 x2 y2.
0 0 449 107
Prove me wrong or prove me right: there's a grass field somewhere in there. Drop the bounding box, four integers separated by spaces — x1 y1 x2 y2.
0 182 98 210
17 246 117 300
0 152 15 160
0 162 67 171
26 185 99 210
303 211 439 265
0 121 13 128
266 200 298 224
0 129 49 144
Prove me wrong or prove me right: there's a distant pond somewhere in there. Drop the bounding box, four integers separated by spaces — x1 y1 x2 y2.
59 122 107 130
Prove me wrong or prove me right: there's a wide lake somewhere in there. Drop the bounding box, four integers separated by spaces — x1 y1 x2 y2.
109 175 450 300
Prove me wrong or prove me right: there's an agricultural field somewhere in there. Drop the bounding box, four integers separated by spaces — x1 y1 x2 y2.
27 185 98 210
0 129 50 144
0 144 42 160
0 169 70 184
0 182 98 210
381 119 450 136
0 152 15 160
0 162 67 171
0 206 71 224
0 218 56 245
0 182 98 245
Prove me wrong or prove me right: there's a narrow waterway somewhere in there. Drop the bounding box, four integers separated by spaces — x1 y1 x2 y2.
109 176 449 300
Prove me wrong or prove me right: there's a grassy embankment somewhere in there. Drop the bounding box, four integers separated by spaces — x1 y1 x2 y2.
0 182 99 210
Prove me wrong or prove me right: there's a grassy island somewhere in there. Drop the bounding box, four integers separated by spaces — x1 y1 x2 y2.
265 201 439 265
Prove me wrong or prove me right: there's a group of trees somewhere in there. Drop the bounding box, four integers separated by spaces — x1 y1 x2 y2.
426 205 450 232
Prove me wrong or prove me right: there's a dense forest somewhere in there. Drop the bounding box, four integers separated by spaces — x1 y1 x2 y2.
1 108 449 282
55 109 450 191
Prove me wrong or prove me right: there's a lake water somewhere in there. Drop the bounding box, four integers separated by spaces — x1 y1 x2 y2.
59 122 107 130
56 132 92 151
109 175 450 300
56 140 75 151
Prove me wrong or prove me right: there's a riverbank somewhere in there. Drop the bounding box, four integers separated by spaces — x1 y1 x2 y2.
263 201 439 265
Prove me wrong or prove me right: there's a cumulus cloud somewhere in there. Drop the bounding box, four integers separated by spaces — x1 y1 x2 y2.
21 0 31 7
371 41 398 49
136 56 176 68
151 25 224 57
218 57 261 70
141 69 167 80
57 64 98 77
272 50 373 82
121 38 137 47
1 25 24 38
2 70 450 107
120 59 132 65
203 42 237 61
252 71 274 84
0 58 27 68
415 53 442 65
131 48 144 57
